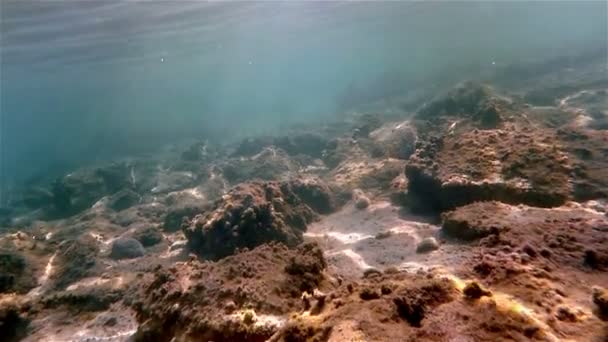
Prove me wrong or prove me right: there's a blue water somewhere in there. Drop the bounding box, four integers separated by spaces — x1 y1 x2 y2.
1 1 607 187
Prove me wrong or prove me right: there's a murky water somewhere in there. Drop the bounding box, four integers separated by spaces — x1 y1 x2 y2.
2 1 606 189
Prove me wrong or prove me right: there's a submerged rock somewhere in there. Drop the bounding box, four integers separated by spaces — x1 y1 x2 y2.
393 277 458 327
416 81 509 129
41 163 132 218
221 147 298 183
369 120 417 160
131 242 326 341
107 189 141 211
163 204 206 232
109 237 145 260
592 286 608 318
274 133 329 158
52 235 99 290
462 281 492 299
184 179 333 259
415 237 439 253
0 248 36 294
405 122 571 212
352 189 370 210
131 226 163 247
0 299 29 342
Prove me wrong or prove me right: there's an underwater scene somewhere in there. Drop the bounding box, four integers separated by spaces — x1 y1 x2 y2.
1 1 607 341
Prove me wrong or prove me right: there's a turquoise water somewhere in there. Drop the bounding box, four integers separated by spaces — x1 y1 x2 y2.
1 1 606 186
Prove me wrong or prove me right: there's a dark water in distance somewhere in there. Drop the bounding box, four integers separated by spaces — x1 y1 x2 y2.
1 1 607 187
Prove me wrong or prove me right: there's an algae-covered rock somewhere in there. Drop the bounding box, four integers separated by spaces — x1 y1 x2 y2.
52 235 99 290
131 226 163 247
109 238 145 260
0 248 36 294
184 180 333 259
108 189 141 211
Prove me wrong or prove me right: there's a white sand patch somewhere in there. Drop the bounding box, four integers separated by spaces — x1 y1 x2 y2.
160 239 187 259
89 232 114 253
66 276 125 292
327 249 373 270
227 310 286 330
71 327 137 341
28 252 57 297
573 114 593 127
40 253 57 285
398 261 439 273
303 231 374 244
168 187 206 200
91 197 109 211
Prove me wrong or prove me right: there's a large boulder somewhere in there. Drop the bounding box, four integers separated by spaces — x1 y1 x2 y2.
184 179 334 259
405 123 571 212
109 238 145 260
131 243 326 341
442 201 608 271
405 82 572 212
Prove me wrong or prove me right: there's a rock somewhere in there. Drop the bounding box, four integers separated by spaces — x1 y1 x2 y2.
592 286 608 318
108 189 141 211
416 237 439 253
331 158 404 192
557 128 608 202
442 201 608 276
354 113 383 139
369 120 417 159
131 243 326 341
462 281 492 299
180 141 220 162
163 205 206 232
49 163 131 218
583 249 608 269
21 187 54 210
405 82 574 213
359 287 380 300
0 299 28 342
393 277 457 327
555 306 578 322
52 235 99 290
352 189 370 210
152 171 197 193
109 238 145 260
405 123 571 212
131 226 163 247
416 81 508 128
0 249 36 294
274 133 328 158
375 231 392 240
290 178 335 214
184 180 331 260
441 202 513 240
231 136 275 157
42 285 122 312
221 147 298 184
321 138 356 169
363 268 382 278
